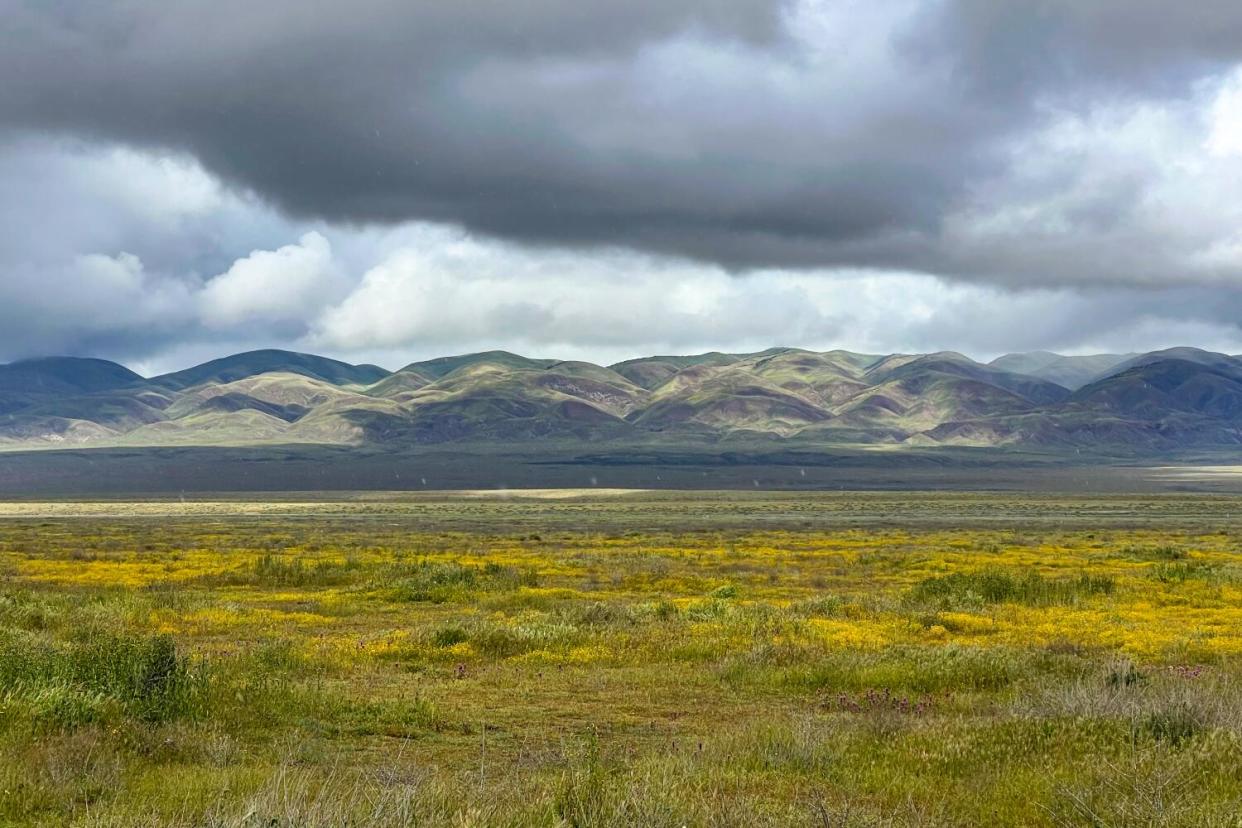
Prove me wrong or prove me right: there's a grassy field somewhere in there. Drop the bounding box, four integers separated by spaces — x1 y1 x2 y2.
1 491 1242 825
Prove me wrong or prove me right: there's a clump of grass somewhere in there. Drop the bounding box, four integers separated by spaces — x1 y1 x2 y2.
1046 749 1206 827
200 553 363 588
391 560 538 603
250 553 362 587
1118 544 1188 561
723 717 837 775
790 594 844 618
173 765 433 828
1142 702 1204 747
0 629 203 727
554 734 611 828
557 601 639 628
1015 659 1242 749
468 619 582 658
728 643 1035 694
144 582 202 612
684 598 733 622
317 694 445 738
252 639 305 673
431 626 469 647
909 570 1114 609
1107 658 1144 689
0 596 57 632
1150 561 1218 584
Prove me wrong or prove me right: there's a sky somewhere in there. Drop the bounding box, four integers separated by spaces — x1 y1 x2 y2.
4 1 1242 375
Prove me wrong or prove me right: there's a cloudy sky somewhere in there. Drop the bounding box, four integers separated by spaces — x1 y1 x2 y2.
5 0 1242 374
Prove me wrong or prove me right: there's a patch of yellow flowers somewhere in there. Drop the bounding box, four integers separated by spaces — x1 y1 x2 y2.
5 527 1242 666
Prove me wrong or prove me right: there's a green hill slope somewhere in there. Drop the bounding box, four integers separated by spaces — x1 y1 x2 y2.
0 357 144 393
151 349 388 390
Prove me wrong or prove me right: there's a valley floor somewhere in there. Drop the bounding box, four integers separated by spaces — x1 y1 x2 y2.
2 492 1242 825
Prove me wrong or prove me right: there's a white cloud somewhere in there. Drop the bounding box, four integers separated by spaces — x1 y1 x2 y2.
309 225 1242 365
940 75 1242 287
312 227 830 355
199 232 340 329
1207 67 1242 158
4 134 1242 371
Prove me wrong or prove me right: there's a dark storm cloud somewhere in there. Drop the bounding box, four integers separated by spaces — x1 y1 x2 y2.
0 0 786 235
8 0 1242 284
912 0 1242 97
5 0 1242 368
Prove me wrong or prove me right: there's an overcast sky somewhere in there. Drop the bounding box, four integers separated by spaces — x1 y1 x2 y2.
5 0 1242 374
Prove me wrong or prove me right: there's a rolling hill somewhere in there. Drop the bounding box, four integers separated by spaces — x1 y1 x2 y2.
1 346 1240 454
0 357 144 394
151 349 388 390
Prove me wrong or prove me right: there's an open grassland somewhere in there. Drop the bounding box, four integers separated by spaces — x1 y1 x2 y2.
1 492 1242 825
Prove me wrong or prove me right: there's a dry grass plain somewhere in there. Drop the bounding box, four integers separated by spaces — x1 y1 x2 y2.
1 491 1242 826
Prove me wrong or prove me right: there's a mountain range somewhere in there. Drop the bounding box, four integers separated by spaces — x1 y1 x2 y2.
1 346 1240 455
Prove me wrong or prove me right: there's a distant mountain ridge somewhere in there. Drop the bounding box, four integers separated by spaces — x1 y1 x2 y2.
988 351 1135 390
1 346 1240 454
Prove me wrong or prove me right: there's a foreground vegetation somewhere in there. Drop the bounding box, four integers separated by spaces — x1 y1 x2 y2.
1 492 1242 825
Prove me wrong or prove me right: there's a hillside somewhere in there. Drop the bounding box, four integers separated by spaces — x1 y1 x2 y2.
1 346 1240 454
151 349 388 390
0 357 144 394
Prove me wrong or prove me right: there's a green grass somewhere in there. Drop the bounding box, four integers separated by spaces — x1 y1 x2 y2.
0 494 1240 825
0 630 202 727
908 570 1115 609
391 559 539 602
